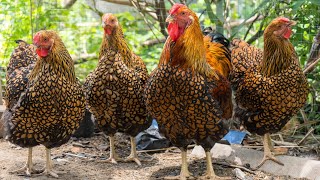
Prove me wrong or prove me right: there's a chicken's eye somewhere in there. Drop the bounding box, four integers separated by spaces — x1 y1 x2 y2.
181 12 186 15
44 37 48 41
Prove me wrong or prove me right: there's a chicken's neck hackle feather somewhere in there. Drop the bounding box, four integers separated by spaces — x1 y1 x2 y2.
164 11 217 78
29 32 76 82
260 26 296 77
100 26 133 67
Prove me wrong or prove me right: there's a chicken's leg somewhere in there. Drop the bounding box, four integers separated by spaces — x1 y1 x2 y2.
164 150 192 180
100 135 122 163
254 133 284 170
10 147 43 176
34 148 59 178
200 151 230 180
124 136 141 166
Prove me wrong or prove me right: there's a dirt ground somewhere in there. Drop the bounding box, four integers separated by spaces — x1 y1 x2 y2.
0 133 310 180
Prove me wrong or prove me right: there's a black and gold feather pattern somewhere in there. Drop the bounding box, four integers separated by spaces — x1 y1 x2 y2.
84 48 150 137
4 30 85 148
144 64 229 151
230 39 309 135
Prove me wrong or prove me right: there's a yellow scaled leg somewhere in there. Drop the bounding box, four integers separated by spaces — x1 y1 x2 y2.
164 150 193 180
10 147 43 176
35 148 59 178
200 151 231 180
100 135 122 164
254 133 284 170
124 136 142 166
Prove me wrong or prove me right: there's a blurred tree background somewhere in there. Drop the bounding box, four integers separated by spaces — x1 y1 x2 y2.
0 0 320 134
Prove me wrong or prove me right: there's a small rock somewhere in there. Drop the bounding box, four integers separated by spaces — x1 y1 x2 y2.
190 145 205 158
56 158 69 163
71 147 81 153
274 147 288 154
263 176 273 180
232 168 246 180
98 144 109 151
80 140 90 145
77 153 87 158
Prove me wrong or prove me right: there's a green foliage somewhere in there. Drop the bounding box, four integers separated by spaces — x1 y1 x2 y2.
0 0 163 82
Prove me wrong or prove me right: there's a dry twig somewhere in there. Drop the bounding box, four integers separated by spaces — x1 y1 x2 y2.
304 27 320 74
297 127 315 146
214 161 256 174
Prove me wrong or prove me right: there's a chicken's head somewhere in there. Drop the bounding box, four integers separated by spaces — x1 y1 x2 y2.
166 3 196 42
33 30 55 58
102 13 119 36
264 17 296 39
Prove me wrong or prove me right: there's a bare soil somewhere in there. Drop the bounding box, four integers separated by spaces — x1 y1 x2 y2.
0 133 308 180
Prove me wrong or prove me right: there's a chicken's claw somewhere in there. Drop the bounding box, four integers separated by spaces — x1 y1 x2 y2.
253 153 284 170
124 156 142 166
10 165 43 177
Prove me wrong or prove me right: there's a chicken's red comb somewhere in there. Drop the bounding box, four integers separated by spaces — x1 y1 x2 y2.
33 32 40 45
277 17 290 23
169 3 186 14
102 13 113 21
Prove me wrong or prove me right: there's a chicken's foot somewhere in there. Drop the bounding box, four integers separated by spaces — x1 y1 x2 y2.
10 147 43 176
124 136 141 166
254 133 284 170
200 151 231 180
99 135 122 164
164 150 194 180
34 148 63 178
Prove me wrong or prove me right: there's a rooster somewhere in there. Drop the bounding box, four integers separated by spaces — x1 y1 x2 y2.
84 13 151 166
144 4 232 179
2 30 85 177
230 17 309 169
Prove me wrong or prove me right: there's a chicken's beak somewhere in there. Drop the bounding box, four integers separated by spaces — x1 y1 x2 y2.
166 15 174 23
33 43 39 48
289 20 297 26
102 21 106 28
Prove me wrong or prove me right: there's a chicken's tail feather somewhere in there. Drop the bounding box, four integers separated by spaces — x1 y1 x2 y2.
203 27 230 49
1 109 12 140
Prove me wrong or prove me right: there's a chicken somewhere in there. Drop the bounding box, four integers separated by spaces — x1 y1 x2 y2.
84 13 150 166
2 30 85 177
4 40 37 111
144 3 232 179
230 17 309 169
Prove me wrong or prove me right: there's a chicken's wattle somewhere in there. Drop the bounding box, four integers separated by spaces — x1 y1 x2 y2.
168 22 180 42
283 28 292 39
104 28 112 35
36 48 49 57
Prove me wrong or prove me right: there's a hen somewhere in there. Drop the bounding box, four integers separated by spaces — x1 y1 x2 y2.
84 13 150 165
2 30 85 177
144 4 232 179
230 17 309 169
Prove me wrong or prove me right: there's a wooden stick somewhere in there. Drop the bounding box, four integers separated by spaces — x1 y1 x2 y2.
290 135 320 139
272 140 297 146
297 127 315 146
137 144 197 154
303 57 320 74
304 27 320 74
63 153 88 159
214 161 256 174
299 109 309 123
242 145 301 149
137 147 174 153
311 133 320 143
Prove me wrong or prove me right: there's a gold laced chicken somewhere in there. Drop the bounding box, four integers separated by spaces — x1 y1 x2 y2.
84 13 150 166
2 30 85 177
230 17 309 169
144 4 232 179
